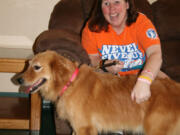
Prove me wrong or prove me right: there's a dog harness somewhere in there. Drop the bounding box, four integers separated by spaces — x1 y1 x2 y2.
60 68 79 96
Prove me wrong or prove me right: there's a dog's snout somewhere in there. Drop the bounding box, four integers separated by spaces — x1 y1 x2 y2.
17 77 24 85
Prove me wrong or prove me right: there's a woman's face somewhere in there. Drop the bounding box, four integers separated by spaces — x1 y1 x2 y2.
101 0 129 29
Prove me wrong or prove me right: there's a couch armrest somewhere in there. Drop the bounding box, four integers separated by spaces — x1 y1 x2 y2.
33 29 90 64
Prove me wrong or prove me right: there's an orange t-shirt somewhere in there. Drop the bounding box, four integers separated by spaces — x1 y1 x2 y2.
81 13 160 75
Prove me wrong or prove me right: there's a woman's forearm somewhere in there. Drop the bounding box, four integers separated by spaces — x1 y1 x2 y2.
141 45 162 80
131 45 162 103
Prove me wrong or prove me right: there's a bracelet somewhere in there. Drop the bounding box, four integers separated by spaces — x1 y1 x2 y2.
142 70 154 79
138 78 151 85
138 75 152 84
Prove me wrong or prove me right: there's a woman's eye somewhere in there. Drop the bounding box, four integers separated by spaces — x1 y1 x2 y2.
103 1 110 6
33 65 41 70
114 0 120 4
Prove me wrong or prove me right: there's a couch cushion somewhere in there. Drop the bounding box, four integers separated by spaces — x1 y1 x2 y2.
161 40 180 82
152 0 180 40
161 40 180 68
165 66 180 82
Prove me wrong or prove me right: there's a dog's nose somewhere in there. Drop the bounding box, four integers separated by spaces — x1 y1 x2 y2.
17 77 24 84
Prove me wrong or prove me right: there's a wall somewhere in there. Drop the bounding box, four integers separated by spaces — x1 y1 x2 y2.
0 0 60 49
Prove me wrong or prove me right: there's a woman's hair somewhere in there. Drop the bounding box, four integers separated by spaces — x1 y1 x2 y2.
88 0 138 32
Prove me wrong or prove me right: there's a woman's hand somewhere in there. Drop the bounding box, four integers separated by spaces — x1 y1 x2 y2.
131 80 151 104
105 60 124 74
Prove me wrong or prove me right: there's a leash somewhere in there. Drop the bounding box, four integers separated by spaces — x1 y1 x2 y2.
96 59 118 72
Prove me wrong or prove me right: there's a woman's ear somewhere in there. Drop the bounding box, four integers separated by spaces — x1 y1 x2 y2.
126 2 129 10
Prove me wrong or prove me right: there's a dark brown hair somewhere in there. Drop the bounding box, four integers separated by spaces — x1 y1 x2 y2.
88 0 138 32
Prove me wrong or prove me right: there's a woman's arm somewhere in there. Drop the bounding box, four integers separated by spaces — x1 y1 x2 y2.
142 44 162 79
131 44 162 103
89 54 101 67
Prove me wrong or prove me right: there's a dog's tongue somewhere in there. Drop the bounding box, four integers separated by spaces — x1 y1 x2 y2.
24 79 43 94
25 84 38 94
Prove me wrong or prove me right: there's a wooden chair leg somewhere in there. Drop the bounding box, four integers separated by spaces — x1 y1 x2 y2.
30 93 41 130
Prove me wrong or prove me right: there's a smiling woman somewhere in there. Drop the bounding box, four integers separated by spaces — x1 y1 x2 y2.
81 0 163 104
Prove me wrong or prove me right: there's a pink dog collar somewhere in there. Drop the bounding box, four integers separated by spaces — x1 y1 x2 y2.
60 68 79 96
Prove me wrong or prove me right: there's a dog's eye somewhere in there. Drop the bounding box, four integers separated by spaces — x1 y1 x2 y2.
33 65 41 70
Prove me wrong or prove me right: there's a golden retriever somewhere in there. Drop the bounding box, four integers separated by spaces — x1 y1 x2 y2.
17 50 180 135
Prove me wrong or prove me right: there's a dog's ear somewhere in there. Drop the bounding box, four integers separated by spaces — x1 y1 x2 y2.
49 55 71 90
50 56 63 89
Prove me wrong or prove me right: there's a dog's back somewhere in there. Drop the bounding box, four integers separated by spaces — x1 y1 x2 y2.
57 64 180 134
146 78 180 135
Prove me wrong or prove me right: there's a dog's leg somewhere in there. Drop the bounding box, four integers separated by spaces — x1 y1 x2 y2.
75 126 98 135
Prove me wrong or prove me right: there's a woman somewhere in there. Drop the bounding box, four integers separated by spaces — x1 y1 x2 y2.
81 0 162 104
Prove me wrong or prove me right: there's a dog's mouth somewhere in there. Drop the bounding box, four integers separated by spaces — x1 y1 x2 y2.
26 78 47 93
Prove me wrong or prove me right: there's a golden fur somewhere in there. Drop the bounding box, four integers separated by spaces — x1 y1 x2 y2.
18 50 180 135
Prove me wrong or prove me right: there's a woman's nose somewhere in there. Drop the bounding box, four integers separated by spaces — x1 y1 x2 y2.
109 3 116 12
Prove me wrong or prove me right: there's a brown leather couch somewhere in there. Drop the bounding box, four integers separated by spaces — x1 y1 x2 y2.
33 0 180 134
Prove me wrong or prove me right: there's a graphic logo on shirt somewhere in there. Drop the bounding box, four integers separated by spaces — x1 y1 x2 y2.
146 29 157 39
99 43 146 72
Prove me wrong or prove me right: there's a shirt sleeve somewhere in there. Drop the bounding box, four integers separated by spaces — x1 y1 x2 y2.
136 13 161 51
81 23 99 54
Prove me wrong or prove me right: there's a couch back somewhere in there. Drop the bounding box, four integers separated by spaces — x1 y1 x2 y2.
151 0 180 41
48 0 96 34
48 0 180 40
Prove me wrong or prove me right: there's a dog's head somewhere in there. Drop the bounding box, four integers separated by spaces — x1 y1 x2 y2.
17 50 77 101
